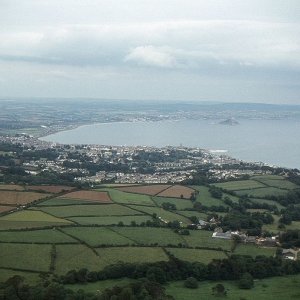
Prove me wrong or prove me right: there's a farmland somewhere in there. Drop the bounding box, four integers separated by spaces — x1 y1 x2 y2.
214 180 267 191
117 184 171 195
235 187 288 197
26 185 75 193
61 227 135 247
34 203 142 217
112 227 185 246
182 230 232 250
153 196 194 210
167 248 227 263
58 190 112 203
0 243 51 272
0 178 299 299
166 275 300 300
0 191 51 205
0 228 77 243
95 247 169 265
55 244 103 275
157 185 195 199
68 215 152 225
0 184 25 191
98 188 155 205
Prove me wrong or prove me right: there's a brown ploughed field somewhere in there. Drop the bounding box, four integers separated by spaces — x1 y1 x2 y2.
0 191 51 205
157 185 195 199
117 185 171 196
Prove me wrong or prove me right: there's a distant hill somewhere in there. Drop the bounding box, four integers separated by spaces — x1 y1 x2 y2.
219 118 239 126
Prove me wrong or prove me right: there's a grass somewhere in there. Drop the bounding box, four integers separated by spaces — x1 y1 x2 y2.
176 211 208 220
153 196 194 210
37 198 96 206
97 188 155 206
257 179 299 190
0 228 78 244
61 227 136 247
233 244 276 257
263 215 300 232
68 215 152 226
0 210 72 230
55 244 103 275
192 186 227 207
251 175 285 180
249 198 285 210
95 247 169 265
34 204 142 217
0 243 51 272
127 205 191 225
0 210 71 223
0 269 41 284
182 230 232 250
214 180 266 191
112 227 184 246
167 248 227 263
235 187 288 198
252 175 299 190
166 274 300 300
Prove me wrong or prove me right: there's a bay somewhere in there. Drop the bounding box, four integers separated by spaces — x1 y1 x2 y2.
42 119 300 169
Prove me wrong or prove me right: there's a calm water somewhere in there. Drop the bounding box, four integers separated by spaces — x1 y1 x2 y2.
42 119 300 169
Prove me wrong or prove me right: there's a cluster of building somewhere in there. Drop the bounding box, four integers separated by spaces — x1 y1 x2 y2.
0 134 277 184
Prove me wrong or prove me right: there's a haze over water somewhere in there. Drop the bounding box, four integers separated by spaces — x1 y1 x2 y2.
42 119 300 169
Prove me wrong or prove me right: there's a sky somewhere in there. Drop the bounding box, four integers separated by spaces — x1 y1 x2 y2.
0 0 299 104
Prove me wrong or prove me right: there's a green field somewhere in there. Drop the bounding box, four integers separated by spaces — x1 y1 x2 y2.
0 228 78 244
255 179 299 190
166 275 300 300
37 198 96 206
61 227 135 247
235 187 288 198
55 244 103 275
153 196 194 210
263 215 300 232
233 244 276 257
0 210 71 223
34 204 142 217
127 205 191 225
0 269 41 284
0 210 72 230
176 211 208 220
97 188 155 206
68 215 152 226
167 248 227 263
0 243 51 272
249 198 285 210
251 175 285 180
95 247 169 265
214 180 266 191
112 227 184 246
182 230 232 250
192 186 228 207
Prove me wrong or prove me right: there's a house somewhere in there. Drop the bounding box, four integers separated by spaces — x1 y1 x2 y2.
256 237 277 247
282 249 298 261
245 236 257 244
212 231 232 240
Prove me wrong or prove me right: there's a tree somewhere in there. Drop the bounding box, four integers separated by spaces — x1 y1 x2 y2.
238 272 254 289
184 277 198 289
212 283 227 297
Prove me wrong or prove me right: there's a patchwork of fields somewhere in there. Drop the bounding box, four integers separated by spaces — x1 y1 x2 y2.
0 177 299 284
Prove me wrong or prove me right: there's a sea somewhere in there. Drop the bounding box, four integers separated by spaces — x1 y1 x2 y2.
41 119 300 169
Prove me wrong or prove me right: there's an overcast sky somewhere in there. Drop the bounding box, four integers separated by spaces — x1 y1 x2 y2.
0 0 299 104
